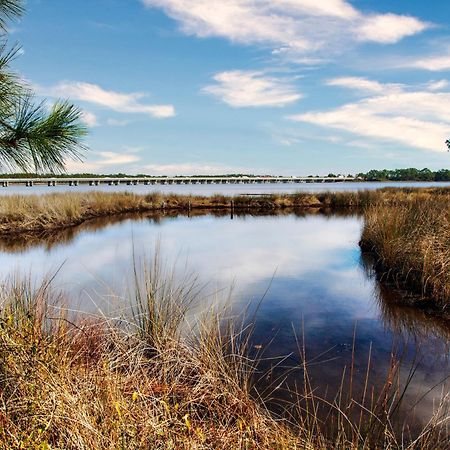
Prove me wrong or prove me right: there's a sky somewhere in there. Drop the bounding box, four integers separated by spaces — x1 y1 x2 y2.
11 0 450 175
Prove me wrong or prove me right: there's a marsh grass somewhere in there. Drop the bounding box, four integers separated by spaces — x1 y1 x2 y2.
360 194 450 306
0 187 448 236
0 259 448 449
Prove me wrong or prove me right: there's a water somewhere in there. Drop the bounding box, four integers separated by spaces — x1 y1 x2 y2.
1 180 449 196
1 209 448 430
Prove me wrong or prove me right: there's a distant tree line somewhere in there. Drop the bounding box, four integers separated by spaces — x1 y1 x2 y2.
0 169 449 181
357 168 450 182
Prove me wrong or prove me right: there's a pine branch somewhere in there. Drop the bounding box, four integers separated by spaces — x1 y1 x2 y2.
0 98 87 172
0 0 24 31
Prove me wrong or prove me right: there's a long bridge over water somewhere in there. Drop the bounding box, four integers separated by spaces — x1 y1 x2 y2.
0 176 355 188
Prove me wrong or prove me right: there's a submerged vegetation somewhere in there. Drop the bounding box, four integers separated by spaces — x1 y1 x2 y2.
0 263 448 449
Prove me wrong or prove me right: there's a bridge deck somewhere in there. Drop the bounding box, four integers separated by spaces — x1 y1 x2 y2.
0 176 356 187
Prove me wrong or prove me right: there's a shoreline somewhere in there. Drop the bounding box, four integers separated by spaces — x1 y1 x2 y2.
0 187 449 309
0 187 447 236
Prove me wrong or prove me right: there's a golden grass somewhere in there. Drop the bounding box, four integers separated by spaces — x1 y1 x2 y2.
0 278 302 450
0 260 448 449
360 194 450 306
0 187 448 237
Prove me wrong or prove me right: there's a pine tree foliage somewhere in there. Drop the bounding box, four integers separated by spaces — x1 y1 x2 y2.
0 0 86 173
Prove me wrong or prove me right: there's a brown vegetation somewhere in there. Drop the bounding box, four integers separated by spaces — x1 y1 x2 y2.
0 261 448 449
0 188 448 237
360 192 450 306
0 188 448 307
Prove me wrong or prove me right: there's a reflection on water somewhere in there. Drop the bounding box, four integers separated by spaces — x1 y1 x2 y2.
0 208 350 253
0 210 448 430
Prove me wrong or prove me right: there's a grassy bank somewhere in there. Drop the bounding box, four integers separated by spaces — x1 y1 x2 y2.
0 187 448 236
360 194 450 306
0 188 449 308
0 266 448 449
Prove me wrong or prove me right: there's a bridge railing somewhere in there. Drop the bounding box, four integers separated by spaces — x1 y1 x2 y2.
0 176 356 187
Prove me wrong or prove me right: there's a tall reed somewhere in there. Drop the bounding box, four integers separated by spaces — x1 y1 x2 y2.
0 259 448 448
360 195 450 306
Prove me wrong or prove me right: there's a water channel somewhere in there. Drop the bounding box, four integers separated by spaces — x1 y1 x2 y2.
0 206 448 434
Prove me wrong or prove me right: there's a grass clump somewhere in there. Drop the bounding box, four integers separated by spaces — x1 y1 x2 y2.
0 275 302 449
360 194 450 306
0 260 448 449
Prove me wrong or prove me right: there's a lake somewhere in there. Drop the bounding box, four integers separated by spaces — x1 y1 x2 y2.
1 208 448 432
1 180 449 196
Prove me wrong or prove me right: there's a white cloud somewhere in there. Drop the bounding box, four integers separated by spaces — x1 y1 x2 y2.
356 14 428 44
407 55 450 72
427 79 449 91
142 162 249 175
326 76 404 94
39 81 175 118
80 110 98 127
203 70 302 107
95 151 140 165
142 1 429 59
66 151 140 173
289 78 450 153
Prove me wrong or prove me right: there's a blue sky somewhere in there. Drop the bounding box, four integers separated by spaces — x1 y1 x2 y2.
12 0 450 175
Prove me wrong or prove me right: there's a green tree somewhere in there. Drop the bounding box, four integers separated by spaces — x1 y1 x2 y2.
0 0 86 172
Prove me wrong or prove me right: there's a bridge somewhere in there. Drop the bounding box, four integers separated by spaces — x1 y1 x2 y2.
0 176 356 187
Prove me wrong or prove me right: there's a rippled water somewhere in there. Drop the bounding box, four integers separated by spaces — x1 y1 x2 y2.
1 210 448 430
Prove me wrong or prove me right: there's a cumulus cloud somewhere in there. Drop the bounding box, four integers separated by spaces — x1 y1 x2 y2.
356 14 428 44
142 1 429 59
39 81 175 118
203 70 302 107
289 78 450 153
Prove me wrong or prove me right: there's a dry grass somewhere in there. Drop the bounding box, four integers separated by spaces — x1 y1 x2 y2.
0 278 302 449
0 260 448 449
0 188 448 236
360 193 450 306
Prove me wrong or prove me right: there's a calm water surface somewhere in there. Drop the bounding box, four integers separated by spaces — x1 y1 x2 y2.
1 210 448 429
1 180 449 196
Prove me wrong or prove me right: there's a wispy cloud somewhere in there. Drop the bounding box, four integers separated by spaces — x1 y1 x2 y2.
39 81 175 118
66 151 141 173
106 118 132 127
406 54 450 72
289 78 450 153
426 79 449 91
142 1 429 61
80 110 99 127
142 162 251 175
203 70 302 107
326 77 403 94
